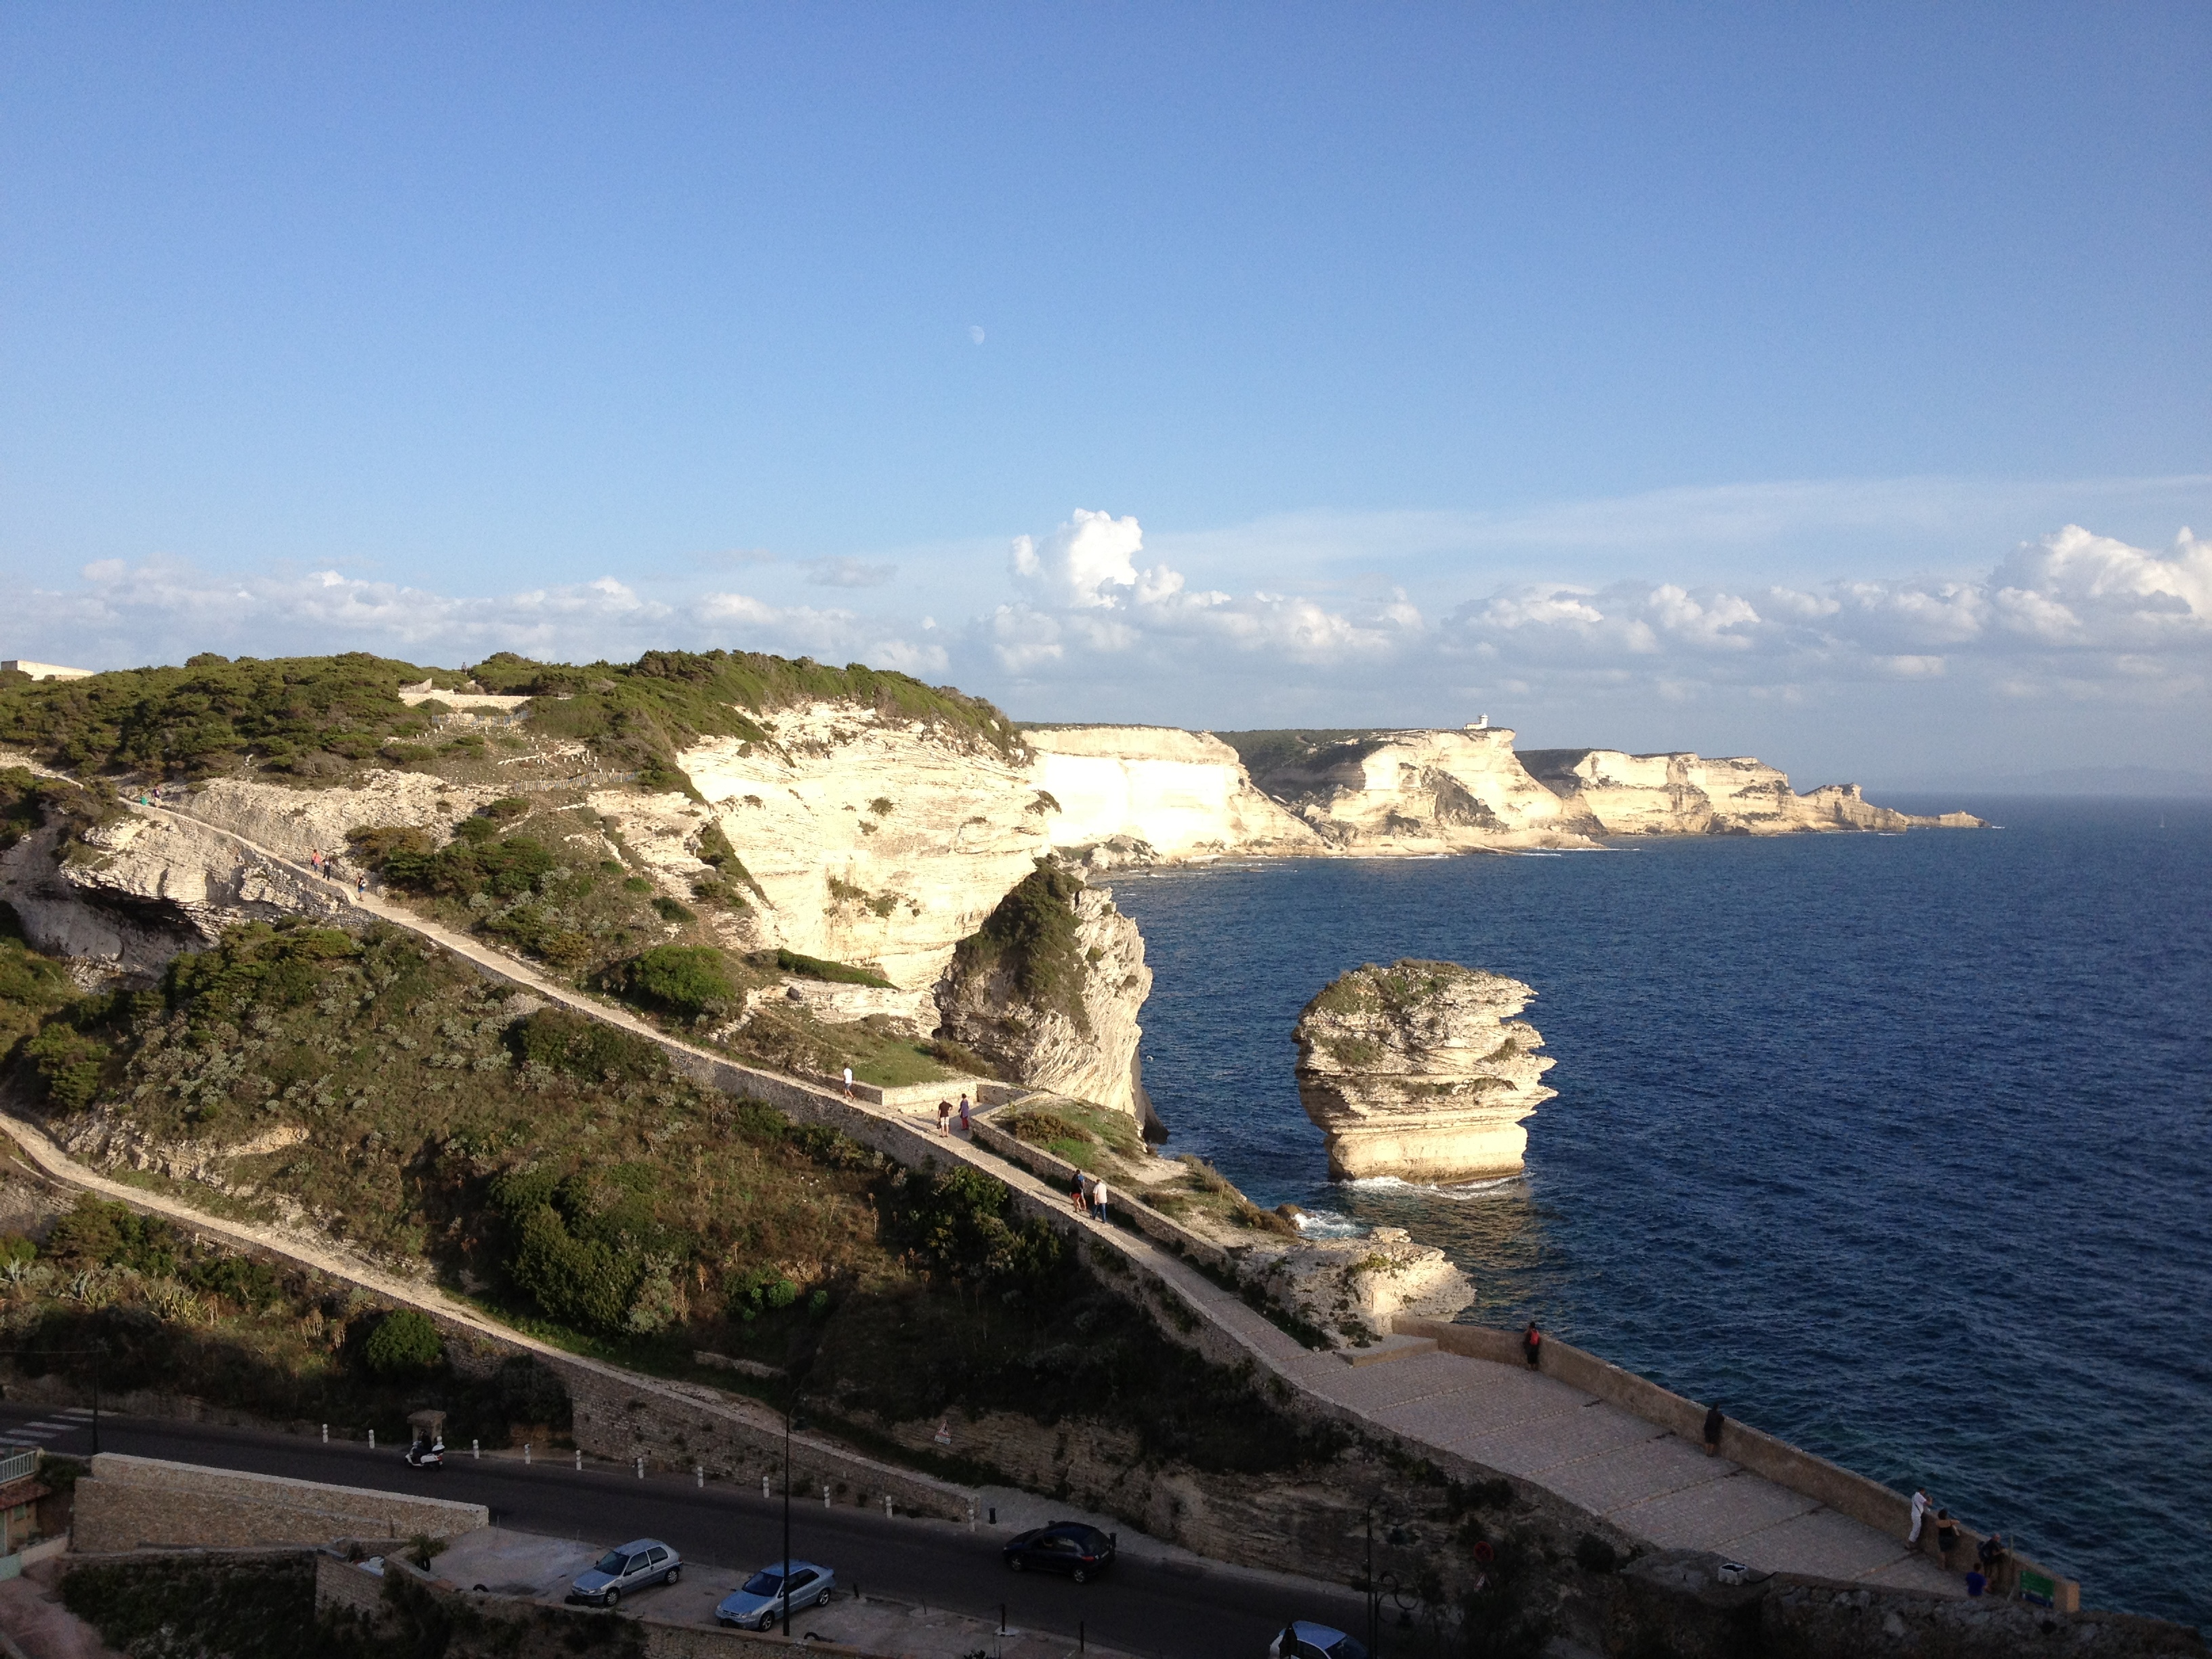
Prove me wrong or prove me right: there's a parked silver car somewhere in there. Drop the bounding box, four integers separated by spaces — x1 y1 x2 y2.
715 1559 836 1631
1269 1622 1370 1659
568 1538 681 1607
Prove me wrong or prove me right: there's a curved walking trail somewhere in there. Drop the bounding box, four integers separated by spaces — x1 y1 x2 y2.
12 800 1970 1601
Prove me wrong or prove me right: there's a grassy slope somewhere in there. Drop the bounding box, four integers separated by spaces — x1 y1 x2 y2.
1 919 1331 1477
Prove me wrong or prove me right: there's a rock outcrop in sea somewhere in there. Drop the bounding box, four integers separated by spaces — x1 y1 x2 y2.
933 863 1153 1121
1294 958 1557 1182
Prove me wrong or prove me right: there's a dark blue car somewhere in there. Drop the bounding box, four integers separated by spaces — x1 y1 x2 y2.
1002 1521 1115 1582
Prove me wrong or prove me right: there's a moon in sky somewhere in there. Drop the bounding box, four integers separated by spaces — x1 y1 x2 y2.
968 325 985 345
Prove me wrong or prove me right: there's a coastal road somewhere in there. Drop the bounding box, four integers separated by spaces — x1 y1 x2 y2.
4 1406 1374 1659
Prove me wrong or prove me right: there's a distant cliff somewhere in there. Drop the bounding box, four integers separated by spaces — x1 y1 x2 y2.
1223 724 1601 853
1023 724 1325 867
1517 748 1984 835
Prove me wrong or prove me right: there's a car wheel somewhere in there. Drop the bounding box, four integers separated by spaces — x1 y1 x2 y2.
665 1565 680 1585
1071 1567 1088 1584
757 1612 776 1633
603 1588 620 1608
1008 1556 1025 1572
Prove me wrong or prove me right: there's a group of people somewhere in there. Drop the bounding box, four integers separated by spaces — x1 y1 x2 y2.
308 847 369 898
1908 1488 2012 1595
1069 1170 1110 1223
934 1094 971 1135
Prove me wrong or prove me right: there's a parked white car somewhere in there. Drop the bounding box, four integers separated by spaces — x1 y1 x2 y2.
567 1538 681 1607
715 1559 836 1631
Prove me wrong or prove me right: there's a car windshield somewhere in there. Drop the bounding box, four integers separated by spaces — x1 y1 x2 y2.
1325 1637 1370 1659
741 1571 785 1596
592 1551 629 1576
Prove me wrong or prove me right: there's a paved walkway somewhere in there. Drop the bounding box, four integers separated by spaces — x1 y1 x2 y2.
47 800 1957 1597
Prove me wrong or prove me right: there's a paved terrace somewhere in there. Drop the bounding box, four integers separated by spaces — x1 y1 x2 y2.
40 800 1961 1598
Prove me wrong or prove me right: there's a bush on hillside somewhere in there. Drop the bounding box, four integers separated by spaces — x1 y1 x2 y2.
773 948 892 989
596 945 735 1019
43 1195 178 1277
508 1007 663 1083
363 1308 445 1377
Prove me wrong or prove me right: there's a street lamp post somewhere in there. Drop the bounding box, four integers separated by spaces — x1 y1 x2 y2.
782 1395 806 1638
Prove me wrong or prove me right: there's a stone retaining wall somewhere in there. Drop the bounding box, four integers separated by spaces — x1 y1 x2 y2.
73 1454 487 1553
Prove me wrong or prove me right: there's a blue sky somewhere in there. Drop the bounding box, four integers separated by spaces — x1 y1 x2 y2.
5 4 2209 785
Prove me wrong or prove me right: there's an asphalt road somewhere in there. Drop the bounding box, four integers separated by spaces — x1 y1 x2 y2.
7 1406 1375 1659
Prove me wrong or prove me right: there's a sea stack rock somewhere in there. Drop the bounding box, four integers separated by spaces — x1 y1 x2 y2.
1294 960 1557 1182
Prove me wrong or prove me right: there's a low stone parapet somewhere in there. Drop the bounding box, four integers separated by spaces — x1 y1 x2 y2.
71 1454 487 1553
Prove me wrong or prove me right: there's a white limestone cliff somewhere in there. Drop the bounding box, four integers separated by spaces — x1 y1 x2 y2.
1245 726 1602 853
1516 749 1987 834
1294 959 1557 1183
1023 724 1326 867
670 701 1048 990
0 800 357 980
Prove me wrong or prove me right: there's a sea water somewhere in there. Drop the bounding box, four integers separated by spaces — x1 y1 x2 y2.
1108 798 2211 1631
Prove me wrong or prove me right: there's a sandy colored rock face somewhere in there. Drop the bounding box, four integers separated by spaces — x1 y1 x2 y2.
674 703 1047 989
1294 959 1557 1182
1515 749 1985 834
1244 1225 1475 1343
933 881 1152 1119
1249 726 1603 853
1024 725 1326 865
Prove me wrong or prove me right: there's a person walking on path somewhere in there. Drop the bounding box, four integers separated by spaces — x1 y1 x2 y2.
937 1099 951 1134
1702 1403 1725 1456
958 1094 971 1134
842 1066 854 1099
1070 1173 1088 1216
1908 1488 1931 1545
1521 1321 1542 1368
1092 1176 1109 1223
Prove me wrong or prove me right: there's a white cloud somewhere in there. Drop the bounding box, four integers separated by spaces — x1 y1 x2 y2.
989 509 1420 678
1444 525 2211 697
14 556 941 678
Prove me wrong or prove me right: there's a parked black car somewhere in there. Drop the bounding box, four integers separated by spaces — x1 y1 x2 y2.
1002 1521 1116 1583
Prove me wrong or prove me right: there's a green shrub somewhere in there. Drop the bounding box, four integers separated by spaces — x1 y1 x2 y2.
186 1254 284 1311
363 1308 445 1376
773 948 891 989
599 945 735 1019
43 1195 177 1276
651 896 695 924
509 1007 663 1082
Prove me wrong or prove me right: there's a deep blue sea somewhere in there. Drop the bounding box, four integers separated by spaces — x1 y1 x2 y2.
1109 799 2211 1632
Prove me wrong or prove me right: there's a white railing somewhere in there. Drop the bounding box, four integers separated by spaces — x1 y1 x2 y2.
0 1450 38 1486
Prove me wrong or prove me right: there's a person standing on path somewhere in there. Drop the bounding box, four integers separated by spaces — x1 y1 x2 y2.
1908 1488 1931 1545
958 1093 971 1134
842 1066 854 1098
1935 1510 1961 1569
1702 1404 1725 1456
1092 1176 1109 1223
1522 1321 1542 1368
937 1099 951 1134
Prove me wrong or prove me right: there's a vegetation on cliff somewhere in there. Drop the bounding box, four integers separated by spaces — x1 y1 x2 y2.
947 862 1094 1036
0 1185 572 1445
0 647 1023 792
0 919 1330 1475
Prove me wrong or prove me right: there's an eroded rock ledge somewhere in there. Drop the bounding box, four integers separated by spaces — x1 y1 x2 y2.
1294 958 1557 1183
